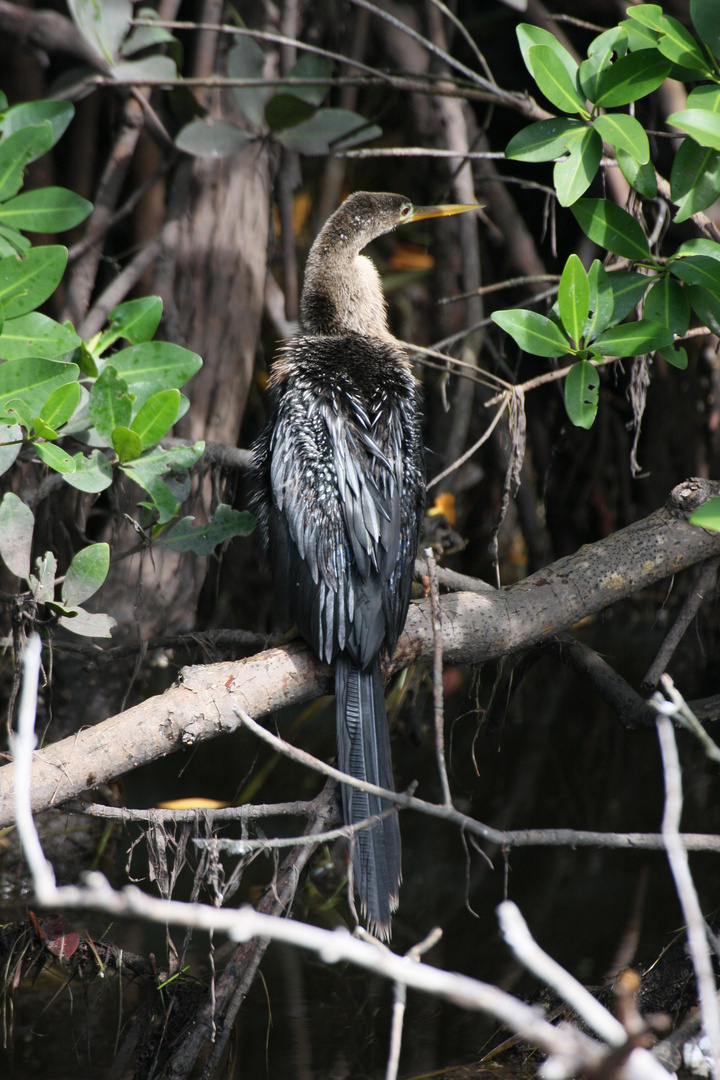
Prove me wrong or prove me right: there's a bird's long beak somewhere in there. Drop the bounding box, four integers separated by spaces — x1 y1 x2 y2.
409 203 481 222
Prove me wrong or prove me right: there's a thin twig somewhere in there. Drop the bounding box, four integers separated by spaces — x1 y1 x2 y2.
386 926 443 1080
642 557 720 693
427 395 509 490
424 549 452 807
194 803 401 852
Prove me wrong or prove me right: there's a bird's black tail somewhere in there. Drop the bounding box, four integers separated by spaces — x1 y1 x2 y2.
335 653 401 939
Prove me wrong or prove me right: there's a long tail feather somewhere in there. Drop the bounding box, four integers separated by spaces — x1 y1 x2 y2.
335 653 401 938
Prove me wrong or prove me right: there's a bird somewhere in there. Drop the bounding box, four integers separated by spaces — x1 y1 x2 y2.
250 191 478 937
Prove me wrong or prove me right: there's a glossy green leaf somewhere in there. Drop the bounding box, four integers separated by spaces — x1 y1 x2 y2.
35 440 76 473
88 365 133 439
591 319 673 356
0 423 22 477
38 380 81 429
58 608 116 638
621 18 660 51
0 225 30 257
673 238 720 258
106 341 202 409
558 254 590 344
4 396 33 431
658 344 689 370
689 495 720 531
161 504 256 554
32 416 58 440
120 441 204 524
571 198 650 261
667 109 720 150
0 358 79 419
62 542 110 606
0 187 92 232
130 388 180 449
691 0 720 60
104 295 162 346
644 277 690 335
527 45 587 115
77 342 99 377
594 50 671 108
669 255 720 293
0 246 68 319
505 118 585 162
0 101 74 148
64 449 113 493
111 425 142 463
0 491 33 579
278 108 382 156
67 0 132 63
580 27 628 102
564 360 599 429
175 120 252 159
688 284 720 336
593 113 650 162
0 123 54 200
586 261 614 339
283 53 333 107
227 36 271 128
653 13 710 70
265 94 315 132
516 24 579 83
492 309 571 357
606 270 651 320
616 149 658 198
0 313 80 359
554 127 602 206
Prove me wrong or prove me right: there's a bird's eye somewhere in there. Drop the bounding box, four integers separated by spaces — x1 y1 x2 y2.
400 204 411 217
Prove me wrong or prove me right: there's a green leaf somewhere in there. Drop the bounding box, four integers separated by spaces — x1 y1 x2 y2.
161 504 256 554
625 5 665 30
283 53 333 107
121 441 204 524
0 423 22 477
564 360 599 428
689 495 720 531
0 101 74 148
591 318 673 356
644 276 690 335
571 198 650 261
658 344 689 370
58 608 116 638
104 295 162 346
621 18 660 51
111 425 142 462
527 44 587 115
77 341 99 377
0 491 34 579
227 36 271 128
558 254 590 344
691 0 720 60
0 224 30 256
673 238 720 258
516 24 580 83
594 50 672 108
492 309 571 357
0 358 79 419
39 380 81 429
29 551 56 604
616 149 658 198
0 187 93 233
553 126 601 206
32 417 58 440
111 55 177 82
35 440 76 473
67 0 132 63
667 110 720 151
0 123 54 200
106 341 202 409
606 270 651 320
669 255 720 293
652 13 710 70
265 94 315 132
0 245 68 319
277 109 382 156
88 365 133 439
586 261 614 339
4 396 33 431
688 284 720 335
120 19 176 58
175 120 252 159
505 118 586 162
593 113 650 163
64 449 113 493
0 312 80 359
130 388 180 449
62 542 110 606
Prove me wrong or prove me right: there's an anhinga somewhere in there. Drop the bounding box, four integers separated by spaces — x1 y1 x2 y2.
251 191 478 937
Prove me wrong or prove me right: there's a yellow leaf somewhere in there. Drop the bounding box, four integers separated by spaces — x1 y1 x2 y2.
427 491 456 526
156 797 231 810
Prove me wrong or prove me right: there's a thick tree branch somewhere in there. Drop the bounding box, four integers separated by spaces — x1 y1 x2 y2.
0 478 718 826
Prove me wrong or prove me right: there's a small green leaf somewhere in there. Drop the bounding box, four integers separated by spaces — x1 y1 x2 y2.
653 13 710 70
688 285 720 335
0 122 54 200
0 101 74 148
0 245 69 319
580 27 628 101
67 0 132 63
0 224 30 256
586 261 614 339
227 36 271 128
265 94 315 132
277 109 382 156
3 397 33 431
616 149 658 198
111 55 177 82
606 270 651 321
32 417 58 440
591 318 673 356
88 365 133 439
62 541 110 606
29 550 56 604
691 0 720 60
0 423 22 477
0 491 34 579
644 277 690 335
120 441 204 524
553 126 601 206
0 358 79 419
564 360 599 428
658 344 689 370
106 341 202 409
39 381 81 429
667 109 720 151
593 112 650 162
673 238 720 258
571 198 650 262
621 18 660 51
0 187 93 232
669 255 720 293
58 608 116 638
64 449 113 493
35 440 76 473
283 53 333 107
77 341 99 377
516 24 580 83
0 312 80 359
527 44 587 115
104 295 162 346
175 120 252 159
558 254 590 344
111 425 142 463
505 118 586 162
492 309 571 357
130 388 180 449
161 504 256 554
594 50 672 108
671 137 720 223
689 495 720 531
625 5 667 32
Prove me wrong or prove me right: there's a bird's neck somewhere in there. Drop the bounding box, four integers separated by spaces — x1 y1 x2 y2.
300 246 394 340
